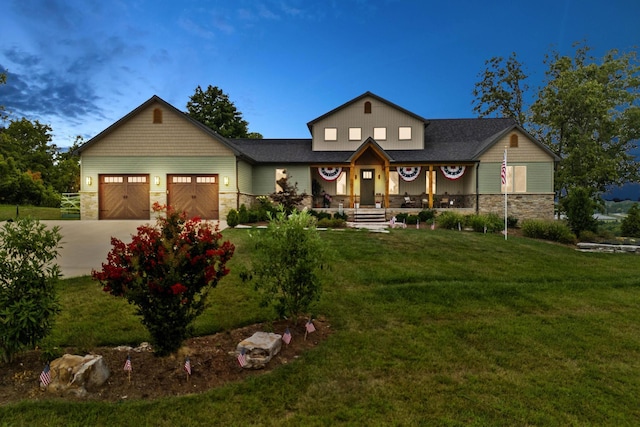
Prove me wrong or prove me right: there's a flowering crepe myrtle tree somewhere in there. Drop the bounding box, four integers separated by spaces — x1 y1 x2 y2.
92 204 235 356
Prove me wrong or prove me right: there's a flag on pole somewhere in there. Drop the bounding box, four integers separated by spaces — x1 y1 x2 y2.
39 363 51 387
237 349 247 367
282 327 292 345
501 149 507 185
430 221 435 230
306 319 316 333
184 357 192 375
124 355 132 372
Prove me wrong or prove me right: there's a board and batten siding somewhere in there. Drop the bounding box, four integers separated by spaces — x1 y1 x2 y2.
480 130 553 163
312 95 425 151
252 165 311 196
477 161 554 194
237 160 253 194
81 101 235 157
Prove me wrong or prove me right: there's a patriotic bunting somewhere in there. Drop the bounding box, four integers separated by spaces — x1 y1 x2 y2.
440 166 466 180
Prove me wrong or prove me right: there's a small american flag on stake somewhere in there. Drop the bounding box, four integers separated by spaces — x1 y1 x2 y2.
282 327 292 345
237 349 247 367
40 363 51 387
124 355 132 372
306 319 316 333
184 357 192 375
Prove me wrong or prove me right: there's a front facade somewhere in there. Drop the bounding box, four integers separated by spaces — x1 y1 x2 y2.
77 92 558 221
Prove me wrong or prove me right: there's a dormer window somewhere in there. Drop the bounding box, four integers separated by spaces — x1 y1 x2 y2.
153 108 163 124
510 134 519 147
364 101 371 114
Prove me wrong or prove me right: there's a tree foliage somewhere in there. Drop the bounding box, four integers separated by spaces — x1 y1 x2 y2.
472 52 529 124
0 218 61 363
241 208 327 322
186 85 262 139
472 43 640 206
92 204 235 356
621 203 640 237
270 175 308 214
561 186 599 237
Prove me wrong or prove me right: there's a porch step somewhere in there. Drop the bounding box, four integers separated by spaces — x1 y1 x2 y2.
351 208 387 223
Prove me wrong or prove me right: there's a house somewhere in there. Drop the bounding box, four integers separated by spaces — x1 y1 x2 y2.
76 92 559 221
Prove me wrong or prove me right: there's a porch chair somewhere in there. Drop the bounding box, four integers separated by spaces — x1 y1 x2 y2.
403 196 415 208
439 197 449 208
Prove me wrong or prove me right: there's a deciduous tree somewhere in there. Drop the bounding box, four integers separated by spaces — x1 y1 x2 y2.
186 85 262 139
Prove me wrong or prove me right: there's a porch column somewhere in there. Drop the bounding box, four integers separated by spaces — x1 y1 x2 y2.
349 164 355 208
428 165 434 208
384 165 390 208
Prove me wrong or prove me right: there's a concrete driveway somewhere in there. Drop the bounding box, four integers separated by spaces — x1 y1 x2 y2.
43 219 227 278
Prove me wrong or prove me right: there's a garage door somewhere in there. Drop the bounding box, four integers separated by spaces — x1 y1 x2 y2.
99 174 150 220
167 174 219 220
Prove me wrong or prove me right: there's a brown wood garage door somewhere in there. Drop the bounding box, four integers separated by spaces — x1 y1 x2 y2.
99 174 150 220
167 174 219 220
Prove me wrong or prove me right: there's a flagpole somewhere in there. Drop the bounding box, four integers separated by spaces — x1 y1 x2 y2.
503 147 508 241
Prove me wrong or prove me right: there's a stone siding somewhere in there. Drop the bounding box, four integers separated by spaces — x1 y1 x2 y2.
478 194 555 221
80 192 98 220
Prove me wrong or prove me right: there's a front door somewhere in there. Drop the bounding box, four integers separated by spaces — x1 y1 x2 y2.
360 169 375 205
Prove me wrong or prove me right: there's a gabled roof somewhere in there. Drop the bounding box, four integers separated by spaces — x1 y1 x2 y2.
75 95 243 157
347 137 393 163
306 91 428 134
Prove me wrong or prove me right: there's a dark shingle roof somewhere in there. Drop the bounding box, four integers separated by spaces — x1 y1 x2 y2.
231 117 534 164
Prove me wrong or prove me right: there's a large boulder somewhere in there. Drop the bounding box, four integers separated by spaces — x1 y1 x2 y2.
45 354 110 397
235 332 282 369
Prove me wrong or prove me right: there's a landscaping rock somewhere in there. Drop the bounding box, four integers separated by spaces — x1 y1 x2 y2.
45 354 110 397
235 332 282 369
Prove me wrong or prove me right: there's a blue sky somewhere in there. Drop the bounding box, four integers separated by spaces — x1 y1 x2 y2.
1 0 639 150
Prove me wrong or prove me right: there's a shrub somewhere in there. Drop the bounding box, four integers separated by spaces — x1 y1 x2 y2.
621 203 640 237
226 209 239 228
238 204 249 224
521 219 577 244
466 213 503 233
418 209 436 223
333 211 348 221
406 215 419 225
241 208 327 321
317 218 347 228
0 217 62 363
437 211 466 230
507 215 519 228
270 176 308 214
92 204 235 356
562 187 598 236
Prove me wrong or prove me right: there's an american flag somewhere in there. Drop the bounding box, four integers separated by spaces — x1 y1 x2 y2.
430 221 435 230
501 149 507 186
306 319 316 333
184 357 192 375
124 355 132 372
237 349 247 367
282 327 292 345
39 363 51 387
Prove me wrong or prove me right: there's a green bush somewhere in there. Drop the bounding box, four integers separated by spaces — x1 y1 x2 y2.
317 218 347 228
507 215 519 228
418 209 436 222
333 211 348 221
92 204 235 356
0 218 62 363
562 187 598 236
406 215 419 225
241 208 327 321
310 210 332 220
466 213 503 233
238 204 249 224
521 219 577 244
437 211 466 230
226 209 239 228
621 203 640 237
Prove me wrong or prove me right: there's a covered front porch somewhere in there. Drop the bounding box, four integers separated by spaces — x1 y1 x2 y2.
311 138 477 211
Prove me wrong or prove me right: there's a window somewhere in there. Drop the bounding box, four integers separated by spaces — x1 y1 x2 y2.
510 134 519 148
336 172 347 195
362 170 373 179
374 127 387 140
399 126 412 140
275 168 287 192
389 171 399 195
364 101 372 114
196 176 216 183
153 108 163 124
103 176 123 183
172 176 192 183
501 166 527 193
425 170 436 194
128 176 147 183
349 127 362 141
324 128 337 141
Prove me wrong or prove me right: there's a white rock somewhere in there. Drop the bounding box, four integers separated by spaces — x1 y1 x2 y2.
236 332 282 369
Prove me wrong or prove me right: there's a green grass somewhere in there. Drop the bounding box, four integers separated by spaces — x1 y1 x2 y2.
0 204 70 221
3 228 640 425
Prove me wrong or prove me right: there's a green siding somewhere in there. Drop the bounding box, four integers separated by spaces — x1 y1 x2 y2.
478 162 554 193
82 156 236 192
237 160 253 194
253 165 311 195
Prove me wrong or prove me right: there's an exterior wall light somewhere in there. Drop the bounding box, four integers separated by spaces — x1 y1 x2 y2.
154 176 160 185
85 176 92 186
223 176 229 186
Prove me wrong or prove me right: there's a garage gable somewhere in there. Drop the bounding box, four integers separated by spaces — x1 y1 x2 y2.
78 96 238 157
